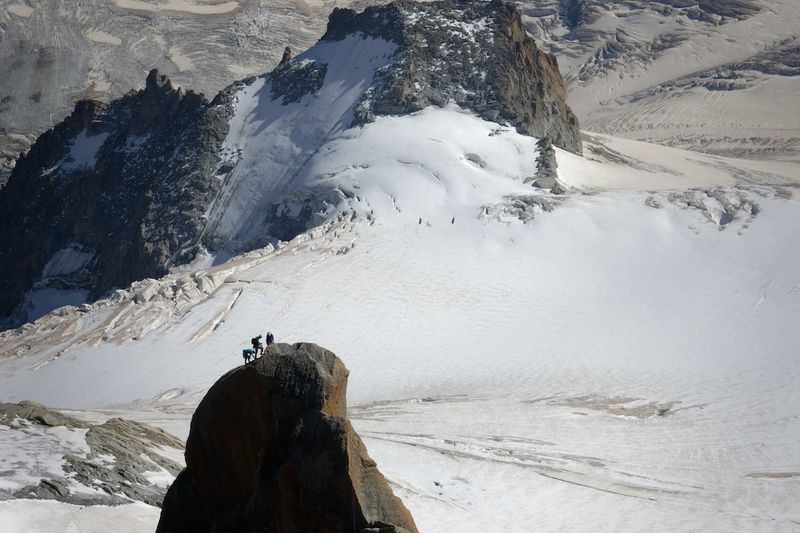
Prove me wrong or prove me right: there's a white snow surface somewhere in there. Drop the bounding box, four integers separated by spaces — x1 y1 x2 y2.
60 130 108 172
42 245 95 278
207 35 397 249
21 288 90 325
0 500 158 533
1 62 799 530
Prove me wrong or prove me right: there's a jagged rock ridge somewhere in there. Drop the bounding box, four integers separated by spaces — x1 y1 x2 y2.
0 69 238 322
0 0 581 327
157 342 418 533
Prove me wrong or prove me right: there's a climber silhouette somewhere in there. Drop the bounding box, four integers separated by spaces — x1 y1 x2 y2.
251 335 264 356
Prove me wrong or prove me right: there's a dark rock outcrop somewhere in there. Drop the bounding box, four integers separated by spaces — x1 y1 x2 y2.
0 69 237 323
157 342 418 533
326 0 582 155
559 0 593 28
279 46 293 66
269 61 328 104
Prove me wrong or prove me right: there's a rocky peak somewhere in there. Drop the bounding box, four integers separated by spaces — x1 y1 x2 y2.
138 69 205 129
146 68 176 93
321 0 582 154
157 343 418 533
279 46 293 66
70 100 109 133
0 68 232 324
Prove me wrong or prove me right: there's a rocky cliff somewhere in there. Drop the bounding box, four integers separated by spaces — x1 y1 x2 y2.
157 342 418 533
0 69 238 322
0 0 581 327
327 0 582 154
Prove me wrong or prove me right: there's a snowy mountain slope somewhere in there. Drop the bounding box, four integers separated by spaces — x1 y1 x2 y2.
1 102 799 530
0 1 798 530
560 131 800 189
355 391 800 531
2 135 798 407
4 0 797 189
0 0 583 325
205 35 398 250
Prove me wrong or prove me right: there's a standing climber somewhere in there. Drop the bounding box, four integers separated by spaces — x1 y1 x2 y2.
243 347 254 364
251 335 263 357
266 331 275 346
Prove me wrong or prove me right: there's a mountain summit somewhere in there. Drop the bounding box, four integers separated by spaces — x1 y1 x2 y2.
320 0 581 153
157 343 418 533
0 0 580 327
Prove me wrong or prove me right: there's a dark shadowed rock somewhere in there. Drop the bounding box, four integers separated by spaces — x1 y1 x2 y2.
269 61 328 104
279 47 293 66
157 342 417 533
0 69 236 324
13 479 71 501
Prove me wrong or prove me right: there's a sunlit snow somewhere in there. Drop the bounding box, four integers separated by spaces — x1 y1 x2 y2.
1 32 798 533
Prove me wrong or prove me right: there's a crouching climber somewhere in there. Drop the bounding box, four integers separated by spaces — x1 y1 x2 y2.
266 331 275 346
242 347 255 364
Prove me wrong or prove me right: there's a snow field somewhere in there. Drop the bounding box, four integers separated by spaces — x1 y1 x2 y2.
0 36 798 529
0 500 159 533
208 35 397 248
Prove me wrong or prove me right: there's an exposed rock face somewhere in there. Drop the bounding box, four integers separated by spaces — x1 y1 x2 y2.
279 46 293 66
0 401 185 506
326 0 582 154
269 60 328 104
531 138 560 190
559 0 593 28
157 342 417 533
0 69 236 323
0 400 83 428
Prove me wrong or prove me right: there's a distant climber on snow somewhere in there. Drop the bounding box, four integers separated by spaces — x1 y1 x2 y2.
242 347 255 365
251 335 263 356
266 331 275 346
